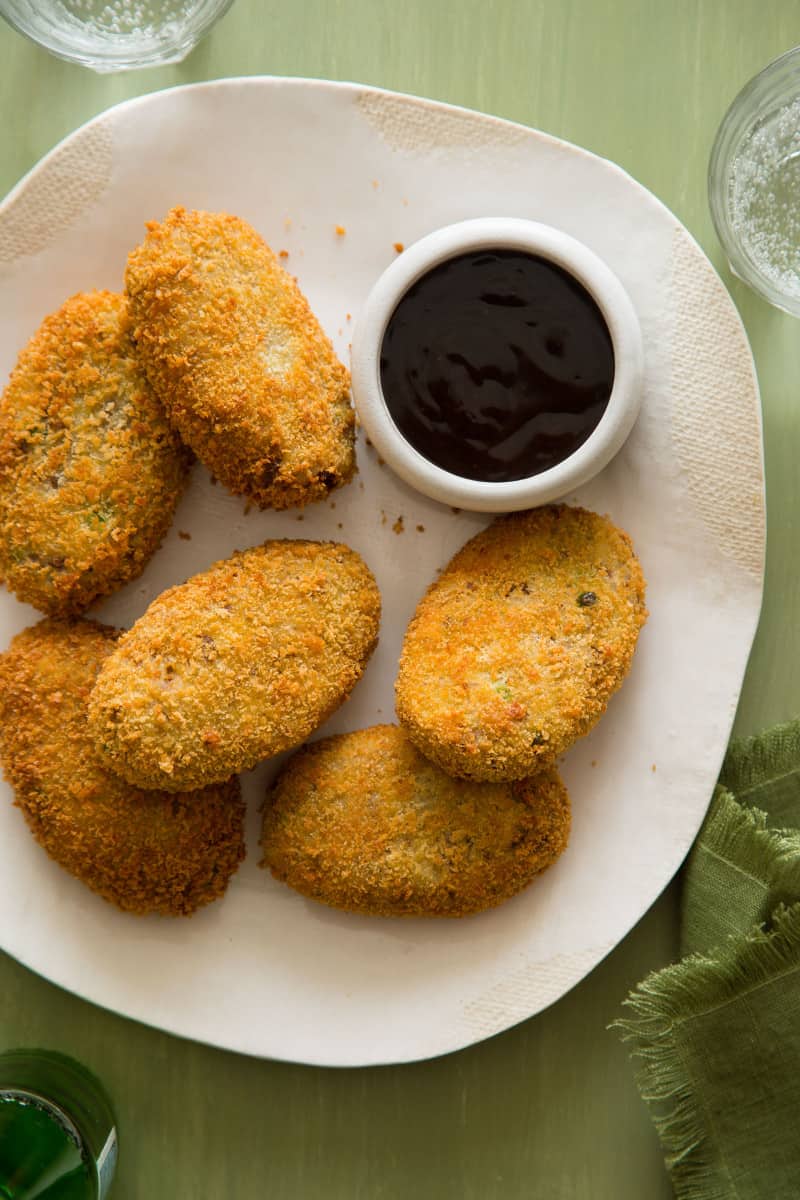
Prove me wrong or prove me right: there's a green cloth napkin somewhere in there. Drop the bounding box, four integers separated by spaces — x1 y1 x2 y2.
616 720 800 1199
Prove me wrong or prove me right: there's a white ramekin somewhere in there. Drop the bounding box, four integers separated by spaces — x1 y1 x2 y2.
350 218 644 512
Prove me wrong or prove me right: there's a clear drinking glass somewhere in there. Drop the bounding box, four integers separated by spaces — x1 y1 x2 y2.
709 45 800 316
0 1050 117 1200
0 0 234 72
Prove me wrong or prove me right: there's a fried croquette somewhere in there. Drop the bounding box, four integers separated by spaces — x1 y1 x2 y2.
0 291 191 615
261 724 571 917
0 620 245 916
396 505 647 781
125 207 355 510
87 540 381 792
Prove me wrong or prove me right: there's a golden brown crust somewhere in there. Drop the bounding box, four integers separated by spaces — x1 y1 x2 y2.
0 619 245 916
87 540 381 791
261 724 570 917
0 291 191 616
395 505 647 781
125 207 355 510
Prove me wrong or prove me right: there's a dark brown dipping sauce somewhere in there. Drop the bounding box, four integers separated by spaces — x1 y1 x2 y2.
379 250 615 483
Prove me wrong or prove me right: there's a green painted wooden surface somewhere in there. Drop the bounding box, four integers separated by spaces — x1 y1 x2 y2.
0 1 798 1195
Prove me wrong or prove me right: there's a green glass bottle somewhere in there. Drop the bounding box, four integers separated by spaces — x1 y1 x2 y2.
0 1051 116 1200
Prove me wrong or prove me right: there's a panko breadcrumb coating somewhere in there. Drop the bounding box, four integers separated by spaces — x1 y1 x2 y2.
87 540 381 792
0 620 245 916
396 505 647 781
0 291 191 615
261 724 570 917
125 207 355 510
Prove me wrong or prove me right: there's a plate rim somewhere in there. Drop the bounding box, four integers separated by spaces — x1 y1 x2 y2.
0 75 766 1066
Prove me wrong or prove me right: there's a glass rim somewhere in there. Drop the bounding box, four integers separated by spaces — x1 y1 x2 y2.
0 0 235 71
708 43 800 317
0 1049 117 1198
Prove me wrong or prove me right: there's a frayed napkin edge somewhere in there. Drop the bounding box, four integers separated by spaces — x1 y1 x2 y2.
680 785 800 956
612 903 800 1200
721 718 800 807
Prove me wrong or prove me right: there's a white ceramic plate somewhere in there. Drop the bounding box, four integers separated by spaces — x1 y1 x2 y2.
0 79 764 1067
